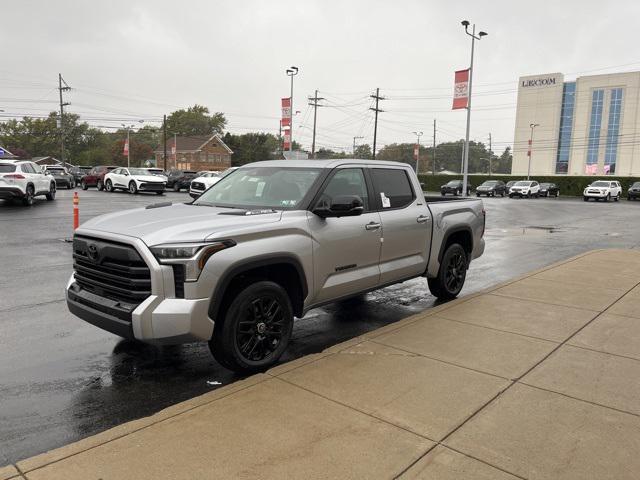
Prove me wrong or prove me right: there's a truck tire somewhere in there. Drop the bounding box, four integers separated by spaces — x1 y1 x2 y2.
210 280 294 373
428 243 467 300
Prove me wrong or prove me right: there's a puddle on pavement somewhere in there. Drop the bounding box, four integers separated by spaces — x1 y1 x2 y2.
486 225 570 237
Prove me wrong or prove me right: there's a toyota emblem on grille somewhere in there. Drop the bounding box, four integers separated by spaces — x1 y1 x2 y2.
87 243 99 261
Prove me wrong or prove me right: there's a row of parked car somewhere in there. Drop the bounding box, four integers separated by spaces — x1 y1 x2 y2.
0 159 234 206
440 179 640 201
440 180 560 198
76 165 235 198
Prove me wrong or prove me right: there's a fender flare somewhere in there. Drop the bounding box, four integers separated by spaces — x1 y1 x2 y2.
437 226 474 264
208 255 308 321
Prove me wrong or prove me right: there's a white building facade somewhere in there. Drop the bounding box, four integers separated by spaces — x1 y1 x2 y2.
512 71 640 176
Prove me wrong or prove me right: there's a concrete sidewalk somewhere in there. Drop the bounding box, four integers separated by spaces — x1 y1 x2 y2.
3 249 640 480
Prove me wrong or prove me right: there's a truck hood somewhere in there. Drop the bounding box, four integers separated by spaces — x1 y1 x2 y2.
79 203 283 245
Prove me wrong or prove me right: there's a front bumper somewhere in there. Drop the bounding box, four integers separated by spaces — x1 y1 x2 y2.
189 191 202 199
65 231 214 345
138 182 165 192
584 191 609 198
0 187 26 199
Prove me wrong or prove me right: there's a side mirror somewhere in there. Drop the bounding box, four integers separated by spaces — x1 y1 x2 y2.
313 195 364 218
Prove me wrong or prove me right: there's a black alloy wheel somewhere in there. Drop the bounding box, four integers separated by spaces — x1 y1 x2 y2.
105 179 114 192
129 181 138 194
428 243 467 300
46 182 56 201
23 185 35 206
211 281 294 373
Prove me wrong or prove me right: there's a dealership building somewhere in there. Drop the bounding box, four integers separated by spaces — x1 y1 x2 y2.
512 70 640 176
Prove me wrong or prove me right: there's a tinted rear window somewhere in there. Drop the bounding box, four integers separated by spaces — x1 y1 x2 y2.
371 168 414 209
0 164 16 173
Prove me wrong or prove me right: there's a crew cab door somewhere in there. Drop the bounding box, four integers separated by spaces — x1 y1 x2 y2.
307 167 381 304
370 167 431 284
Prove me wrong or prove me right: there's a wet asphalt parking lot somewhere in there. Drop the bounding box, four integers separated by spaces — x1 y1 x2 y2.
1 188 640 464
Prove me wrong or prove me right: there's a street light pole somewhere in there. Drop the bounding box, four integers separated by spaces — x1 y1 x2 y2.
286 66 299 153
461 20 487 196
528 123 539 180
412 131 423 173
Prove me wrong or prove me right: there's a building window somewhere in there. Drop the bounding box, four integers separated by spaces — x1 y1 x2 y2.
604 88 623 175
586 89 605 172
555 82 576 174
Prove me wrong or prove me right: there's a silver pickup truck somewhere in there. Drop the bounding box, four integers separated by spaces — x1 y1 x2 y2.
67 160 485 372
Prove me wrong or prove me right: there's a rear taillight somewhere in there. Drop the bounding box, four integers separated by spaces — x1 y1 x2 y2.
4 174 25 179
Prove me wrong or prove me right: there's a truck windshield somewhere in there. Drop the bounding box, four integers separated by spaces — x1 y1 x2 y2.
194 167 322 209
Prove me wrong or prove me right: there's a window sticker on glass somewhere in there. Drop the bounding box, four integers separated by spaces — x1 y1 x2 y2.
380 192 391 208
256 181 265 197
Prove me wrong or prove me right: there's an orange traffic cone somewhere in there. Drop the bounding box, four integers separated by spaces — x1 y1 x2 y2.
73 192 79 230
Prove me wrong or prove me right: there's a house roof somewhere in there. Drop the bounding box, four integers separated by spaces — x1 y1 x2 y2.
154 134 233 154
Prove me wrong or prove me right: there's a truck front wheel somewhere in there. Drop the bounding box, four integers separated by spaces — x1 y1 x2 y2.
428 243 468 300
210 281 294 373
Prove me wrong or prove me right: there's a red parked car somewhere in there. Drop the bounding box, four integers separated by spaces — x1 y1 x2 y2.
80 166 117 191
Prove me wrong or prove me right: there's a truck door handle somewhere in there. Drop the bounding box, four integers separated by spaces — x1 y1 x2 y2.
365 222 381 230
416 215 430 223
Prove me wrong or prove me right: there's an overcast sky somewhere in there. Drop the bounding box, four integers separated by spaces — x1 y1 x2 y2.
2 0 638 154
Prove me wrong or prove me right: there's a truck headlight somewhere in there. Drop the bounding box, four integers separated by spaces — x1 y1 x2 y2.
150 240 235 281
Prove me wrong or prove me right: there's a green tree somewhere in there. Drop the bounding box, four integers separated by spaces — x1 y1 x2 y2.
353 144 372 159
166 105 226 137
223 132 281 165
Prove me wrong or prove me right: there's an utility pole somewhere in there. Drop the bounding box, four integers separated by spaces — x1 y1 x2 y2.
528 123 539 180
412 131 423 173
432 119 437 176
460 20 488 196
308 89 325 159
163 115 167 171
370 88 385 160
285 66 299 153
58 74 71 163
174 133 177 169
488 132 492 176
353 136 364 158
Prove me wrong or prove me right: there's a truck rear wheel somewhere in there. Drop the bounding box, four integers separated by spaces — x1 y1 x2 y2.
428 243 467 300
210 281 294 373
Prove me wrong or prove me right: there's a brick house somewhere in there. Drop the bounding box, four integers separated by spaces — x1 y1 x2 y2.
154 134 233 172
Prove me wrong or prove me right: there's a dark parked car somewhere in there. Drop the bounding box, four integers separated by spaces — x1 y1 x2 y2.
475 180 506 197
440 179 473 196
539 182 560 197
45 166 75 189
80 165 117 190
69 166 92 184
628 182 640 200
166 170 198 191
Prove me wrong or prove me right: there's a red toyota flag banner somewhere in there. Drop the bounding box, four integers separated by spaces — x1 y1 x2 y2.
452 69 470 110
281 97 291 121
123 138 129 156
283 130 291 150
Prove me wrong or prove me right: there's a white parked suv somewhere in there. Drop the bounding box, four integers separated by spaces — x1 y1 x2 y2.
189 167 238 199
508 180 540 198
583 180 622 202
104 167 166 195
189 171 222 199
0 160 57 205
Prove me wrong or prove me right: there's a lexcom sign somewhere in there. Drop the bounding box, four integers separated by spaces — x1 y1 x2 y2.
521 77 558 88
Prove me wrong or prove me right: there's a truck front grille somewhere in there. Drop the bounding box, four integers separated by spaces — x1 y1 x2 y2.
72 235 151 305
191 182 205 191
